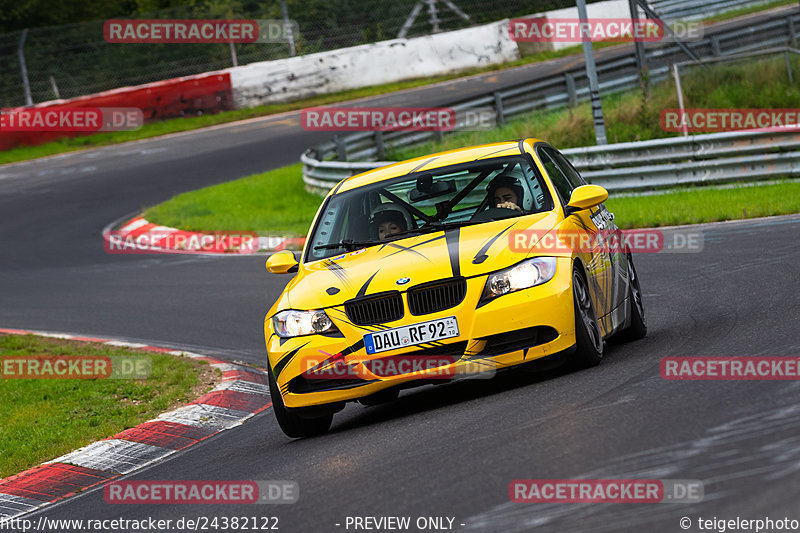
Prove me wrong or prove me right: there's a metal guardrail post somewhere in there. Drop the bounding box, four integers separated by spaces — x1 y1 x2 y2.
493 92 505 126
789 18 798 49
628 0 648 90
334 135 348 162
375 131 386 160
672 63 688 137
18 29 33 106
711 36 722 57
564 73 577 108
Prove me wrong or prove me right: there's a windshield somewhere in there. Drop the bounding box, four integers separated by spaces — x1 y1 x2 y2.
305 155 552 262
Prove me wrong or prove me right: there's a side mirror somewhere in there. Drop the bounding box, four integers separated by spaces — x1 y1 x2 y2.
266 250 299 274
565 185 608 216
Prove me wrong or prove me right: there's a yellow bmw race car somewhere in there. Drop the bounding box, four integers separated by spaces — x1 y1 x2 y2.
264 139 647 437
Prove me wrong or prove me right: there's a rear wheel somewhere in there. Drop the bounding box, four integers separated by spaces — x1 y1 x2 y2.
569 267 603 369
268 366 333 438
616 254 647 342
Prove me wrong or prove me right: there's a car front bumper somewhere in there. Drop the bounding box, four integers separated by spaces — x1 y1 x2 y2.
265 258 577 409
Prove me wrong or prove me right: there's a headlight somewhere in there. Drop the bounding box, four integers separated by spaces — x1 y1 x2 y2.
481 257 558 303
272 309 337 338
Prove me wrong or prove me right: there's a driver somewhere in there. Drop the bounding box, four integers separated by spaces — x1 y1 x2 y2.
369 205 410 240
486 175 525 212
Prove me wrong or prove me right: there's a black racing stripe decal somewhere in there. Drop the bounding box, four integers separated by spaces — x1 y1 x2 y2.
410 157 440 173
327 308 390 332
381 234 445 256
340 339 365 357
273 342 310 379
323 259 349 285
473 222 516 264
388 234 445 255
518 139 526 154
475 146 517 160
573 216 611 326
444 227 461 278
357 271 379 298
382 242 431 261
476 297 492 310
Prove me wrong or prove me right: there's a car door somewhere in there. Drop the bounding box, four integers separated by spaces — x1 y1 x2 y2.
550 147 626 320
537 145 616 335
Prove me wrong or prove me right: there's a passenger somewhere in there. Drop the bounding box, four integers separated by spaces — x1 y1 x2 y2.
486 175 525 212
370 208 409 240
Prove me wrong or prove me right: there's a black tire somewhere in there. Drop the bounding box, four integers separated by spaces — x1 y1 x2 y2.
569 266 604 369
616 254 647 342
267 366 333 438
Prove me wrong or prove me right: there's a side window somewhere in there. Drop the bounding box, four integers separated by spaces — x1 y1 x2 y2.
537 148 573 205
550 149 587 189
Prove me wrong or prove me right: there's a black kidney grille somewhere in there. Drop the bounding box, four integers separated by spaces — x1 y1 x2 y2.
345 292 404 325
407 277 467 316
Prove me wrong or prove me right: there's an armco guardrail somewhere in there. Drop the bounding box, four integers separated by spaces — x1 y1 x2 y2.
649 0 777 21
301 5 800 194
302 128 800 194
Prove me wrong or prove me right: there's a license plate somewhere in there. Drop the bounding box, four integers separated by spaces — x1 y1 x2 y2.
364 316 459 355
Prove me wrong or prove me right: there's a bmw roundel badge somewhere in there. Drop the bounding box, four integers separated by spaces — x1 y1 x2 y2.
396 277 411 285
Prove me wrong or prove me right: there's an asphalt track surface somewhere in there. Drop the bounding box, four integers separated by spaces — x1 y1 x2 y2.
2 8 800 532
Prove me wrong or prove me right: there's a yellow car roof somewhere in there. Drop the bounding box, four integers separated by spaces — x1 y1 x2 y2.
333 139 544 194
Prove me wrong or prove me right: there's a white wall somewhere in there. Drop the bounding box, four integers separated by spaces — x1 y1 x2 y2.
228 19 519 108
227 0 631 108
532 0 633 50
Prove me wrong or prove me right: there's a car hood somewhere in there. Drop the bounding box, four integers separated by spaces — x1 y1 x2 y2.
281 212 559 311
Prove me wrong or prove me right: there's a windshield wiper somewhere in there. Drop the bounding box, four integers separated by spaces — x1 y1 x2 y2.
313 221 479 251
314 239 382 250
419 220 480 231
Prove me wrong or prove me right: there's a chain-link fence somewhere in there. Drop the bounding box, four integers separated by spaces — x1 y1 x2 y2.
0 0 609 108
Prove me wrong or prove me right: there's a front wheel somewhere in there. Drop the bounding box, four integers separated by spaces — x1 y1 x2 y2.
569 266 603 369
616 254 647 342
268 366 333 438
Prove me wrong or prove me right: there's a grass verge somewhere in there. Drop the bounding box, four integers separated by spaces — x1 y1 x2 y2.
143 163 321 236
605 181 800 228
145 159 800 236
0 334 220 479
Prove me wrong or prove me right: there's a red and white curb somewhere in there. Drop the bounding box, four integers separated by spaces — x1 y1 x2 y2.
102 216 306 255
0 328 271 524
